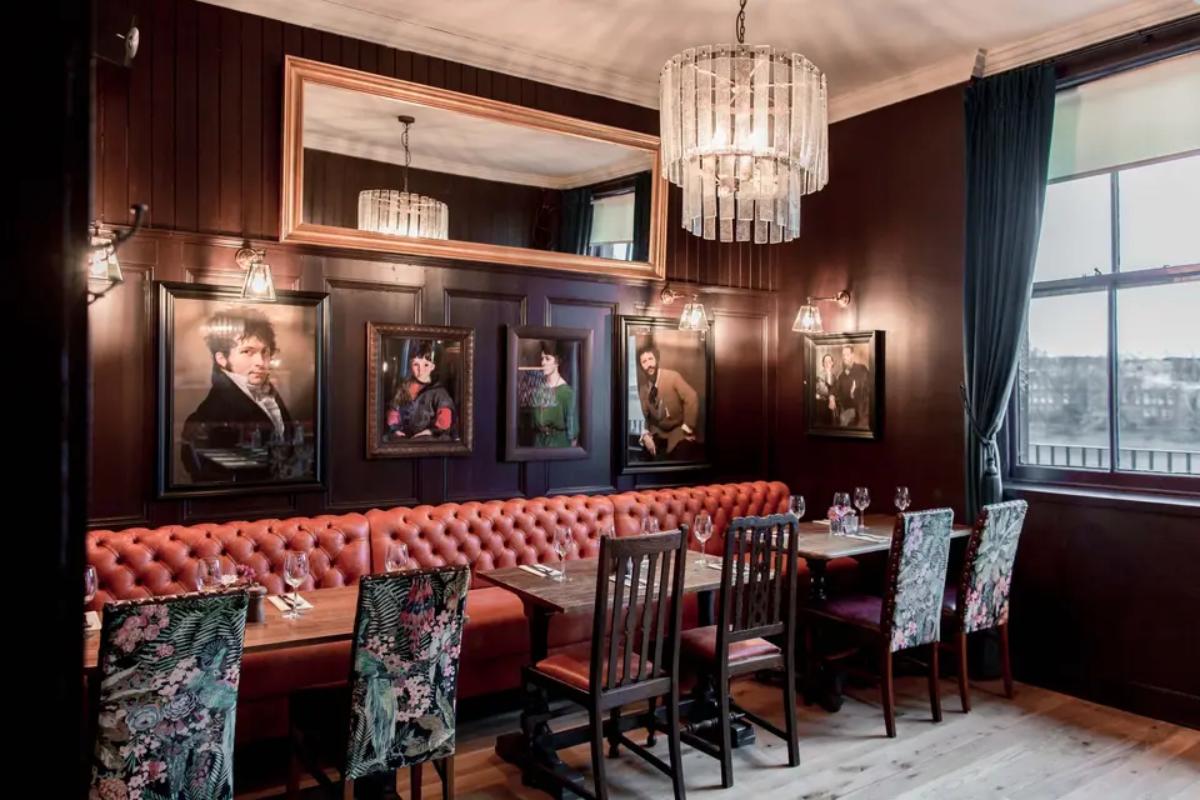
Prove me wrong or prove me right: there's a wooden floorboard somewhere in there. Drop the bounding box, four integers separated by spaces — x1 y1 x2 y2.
240 676 1199 799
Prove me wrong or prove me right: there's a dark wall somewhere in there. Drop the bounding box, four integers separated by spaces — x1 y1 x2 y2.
773 86 968 517
303 149 545 249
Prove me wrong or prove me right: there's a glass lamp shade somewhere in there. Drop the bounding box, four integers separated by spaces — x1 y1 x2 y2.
791 304 822 333
660 44 828 244
678 301 710 333
357 190 450 239
242 261 277 301
87 235 123 285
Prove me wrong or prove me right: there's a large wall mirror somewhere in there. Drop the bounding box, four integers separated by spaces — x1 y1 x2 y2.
282 57 667 280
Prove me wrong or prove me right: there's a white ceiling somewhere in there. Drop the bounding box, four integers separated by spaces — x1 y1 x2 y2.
303 83 654 188
209 0 1196 119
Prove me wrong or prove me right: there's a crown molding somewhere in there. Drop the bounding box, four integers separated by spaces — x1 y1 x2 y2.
208 0 1200 123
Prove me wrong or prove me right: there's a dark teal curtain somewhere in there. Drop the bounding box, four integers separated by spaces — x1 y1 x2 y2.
559 187 594 256
963 64 1056 519
631 171 652 261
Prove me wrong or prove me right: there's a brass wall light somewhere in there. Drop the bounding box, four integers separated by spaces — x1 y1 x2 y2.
235 244 277 301
658 286 709 333
87 204 146 304
792 289 851 333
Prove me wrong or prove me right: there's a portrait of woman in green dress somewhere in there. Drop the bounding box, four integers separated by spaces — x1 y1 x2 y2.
523 341 579 448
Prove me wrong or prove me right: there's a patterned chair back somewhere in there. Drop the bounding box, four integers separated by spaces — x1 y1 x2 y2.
90 589 249 800
881 508 954 653
344 566 470 780
958 499 1028 633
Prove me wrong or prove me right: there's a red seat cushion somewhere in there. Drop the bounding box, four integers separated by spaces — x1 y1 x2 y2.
811 593 883 630
680 625 780 665
942 584 959 616
534 643 649 691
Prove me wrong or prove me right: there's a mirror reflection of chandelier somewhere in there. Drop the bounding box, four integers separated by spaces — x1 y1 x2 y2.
357 115 450 240
659 0 828 243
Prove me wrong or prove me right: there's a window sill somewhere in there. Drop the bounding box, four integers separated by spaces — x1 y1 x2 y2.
1006 480 1200 516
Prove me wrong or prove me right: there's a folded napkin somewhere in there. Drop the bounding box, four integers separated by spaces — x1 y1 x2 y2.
519 563 560 578
267 593 314 612
85 610 101 633
813 519 830 526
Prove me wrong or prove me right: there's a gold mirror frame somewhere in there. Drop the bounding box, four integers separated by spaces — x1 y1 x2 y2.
281 56 667 281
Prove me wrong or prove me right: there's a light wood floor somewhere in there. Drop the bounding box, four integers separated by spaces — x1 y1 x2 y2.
253 676 1199 799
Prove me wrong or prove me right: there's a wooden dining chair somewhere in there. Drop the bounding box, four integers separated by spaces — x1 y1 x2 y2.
89 589 249 800
679 513 801 787
941 499 1028 712
287 566 470 800
523 529 689 800
804 508 954 738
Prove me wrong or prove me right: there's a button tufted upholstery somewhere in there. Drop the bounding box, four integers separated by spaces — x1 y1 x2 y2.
87 480 843 743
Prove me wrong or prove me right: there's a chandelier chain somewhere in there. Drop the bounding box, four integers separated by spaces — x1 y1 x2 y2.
400 119 411 194
735 0 747 45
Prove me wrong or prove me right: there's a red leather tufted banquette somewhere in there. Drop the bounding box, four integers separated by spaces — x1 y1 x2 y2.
87 481 855 741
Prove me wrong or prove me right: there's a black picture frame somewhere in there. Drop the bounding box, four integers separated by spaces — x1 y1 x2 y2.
365 322 475 458
156 282 329 498
804 330 884 440
617 315 714 475
505 325 593 462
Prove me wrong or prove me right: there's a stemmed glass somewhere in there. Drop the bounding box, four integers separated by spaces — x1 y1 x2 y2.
553 528 573 582
84 565 97 628
693 512 713 565
831 492 850 536
283 552 309 620
385 543 410 573
198 557 223 592
854 487 871 530
641 515 660 535
894 486 911 513
789 494 806 520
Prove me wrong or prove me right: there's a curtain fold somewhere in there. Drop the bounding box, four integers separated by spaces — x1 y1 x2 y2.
558 187 594 256
963 63 1057 519
631 170 652 262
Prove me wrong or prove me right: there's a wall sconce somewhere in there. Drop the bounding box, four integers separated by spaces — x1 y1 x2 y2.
87 204 146 304
235 244 277 301
792 289 851 333
658 286 709 333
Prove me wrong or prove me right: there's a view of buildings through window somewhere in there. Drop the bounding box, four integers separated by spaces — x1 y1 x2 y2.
1015 52 1199 479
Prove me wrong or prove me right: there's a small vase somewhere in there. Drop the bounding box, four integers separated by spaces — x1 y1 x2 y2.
247 585 267 623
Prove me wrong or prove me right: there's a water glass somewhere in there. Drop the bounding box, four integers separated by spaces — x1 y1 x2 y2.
198 557 223 592
895 486 911 513
693 512 713 565
84 564 97 606
553 528 573 582
283 552 309 619
843 512 860 536
854 487 871 530
385 542 410 573
788 494 806 520
641 515 660 535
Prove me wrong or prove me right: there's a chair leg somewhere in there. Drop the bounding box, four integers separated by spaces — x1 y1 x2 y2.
341 778 354 800
880 645 896 738
956 630 971 713
286 747 302 800
608 707 622 758
782 646 800 767
645 695 658 747
999 622 1014 699
928 642 942 723
589 706 609 800
440 756 455 800
717 673 734 788
411 762 423 800
666 688 686 800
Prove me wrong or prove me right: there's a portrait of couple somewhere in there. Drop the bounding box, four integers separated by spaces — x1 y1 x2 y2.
806 331 882 439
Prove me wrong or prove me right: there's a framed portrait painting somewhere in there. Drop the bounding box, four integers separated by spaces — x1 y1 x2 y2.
617 315 713 474
156 282 328 498
805 330 883 440
366 323 474 458
505 325 593 461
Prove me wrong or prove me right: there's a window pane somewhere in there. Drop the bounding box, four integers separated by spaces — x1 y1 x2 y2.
1116 280 1200 475
1018 292 1110 470
1118 155 1200 271
1033 175 1111 282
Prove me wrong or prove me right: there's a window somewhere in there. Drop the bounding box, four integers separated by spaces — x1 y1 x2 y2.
1012 52 1200 490
587 190 636 260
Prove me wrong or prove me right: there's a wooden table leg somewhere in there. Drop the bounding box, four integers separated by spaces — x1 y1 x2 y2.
682 588 756 749
801 558 845 712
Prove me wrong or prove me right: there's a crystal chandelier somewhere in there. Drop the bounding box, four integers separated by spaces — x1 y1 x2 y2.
659 0 828 244
357 115 450 240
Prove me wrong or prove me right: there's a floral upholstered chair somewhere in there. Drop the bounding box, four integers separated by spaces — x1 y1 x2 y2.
804 508 954 737
288 566 469 800
941 499 1028 712
89 590 249 800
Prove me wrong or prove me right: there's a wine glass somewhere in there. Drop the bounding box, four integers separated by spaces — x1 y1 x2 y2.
84 565 97 629
788 494 806 520
283 552 309 619
553 528 573 582
198 557 223 592
385 542 410 573
641 515 660 535
854 487 871 530
693 512 713 565
895 486 911 513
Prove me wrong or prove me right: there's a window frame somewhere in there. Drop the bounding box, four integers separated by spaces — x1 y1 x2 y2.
1006 147 1200 496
